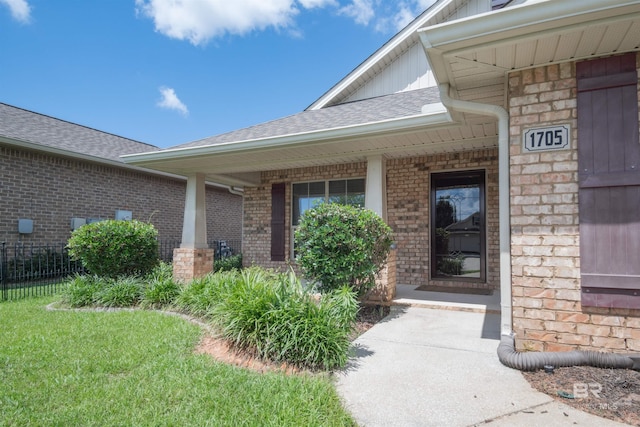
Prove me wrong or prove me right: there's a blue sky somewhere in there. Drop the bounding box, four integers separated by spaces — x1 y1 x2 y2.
1 0 434 149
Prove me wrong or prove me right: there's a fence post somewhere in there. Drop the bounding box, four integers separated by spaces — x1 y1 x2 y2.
1 242 6 301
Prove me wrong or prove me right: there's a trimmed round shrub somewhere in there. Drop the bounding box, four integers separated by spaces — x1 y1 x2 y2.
67 219 159 278
294 203 393 296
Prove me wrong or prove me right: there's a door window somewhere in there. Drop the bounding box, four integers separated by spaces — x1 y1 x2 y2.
431 170 486 281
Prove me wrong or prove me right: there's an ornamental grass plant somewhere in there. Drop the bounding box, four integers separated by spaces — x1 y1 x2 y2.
61 265 358 371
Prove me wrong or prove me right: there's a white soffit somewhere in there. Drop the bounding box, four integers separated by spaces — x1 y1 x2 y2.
123 118 499 186
420 0 640 94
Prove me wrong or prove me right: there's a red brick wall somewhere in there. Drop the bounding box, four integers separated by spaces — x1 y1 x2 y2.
0 145 242 245
242 150 500 291
387 150 500 290
243 163 366 270
508 54 640 352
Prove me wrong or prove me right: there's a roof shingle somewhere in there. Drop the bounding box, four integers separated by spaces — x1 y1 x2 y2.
0 103 159 162
174 87 441 150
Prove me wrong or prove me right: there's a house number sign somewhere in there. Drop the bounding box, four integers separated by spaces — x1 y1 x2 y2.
523 124 570 152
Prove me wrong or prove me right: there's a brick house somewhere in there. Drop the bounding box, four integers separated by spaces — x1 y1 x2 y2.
125 0 640 353
0 103 242 247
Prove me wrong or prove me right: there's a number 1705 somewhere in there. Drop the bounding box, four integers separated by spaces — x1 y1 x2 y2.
523 125 569 152
528 129 563 147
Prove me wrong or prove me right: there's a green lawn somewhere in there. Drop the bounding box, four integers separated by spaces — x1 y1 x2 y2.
0 296 356 426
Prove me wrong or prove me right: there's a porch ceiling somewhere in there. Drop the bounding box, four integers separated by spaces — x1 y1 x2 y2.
123 116 498 187
420 0 640 104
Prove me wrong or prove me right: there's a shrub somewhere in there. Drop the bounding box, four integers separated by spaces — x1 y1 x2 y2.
294 203 393 296
437 255 463 276
141 262 181 308
67 219 159 278
214 254 243 272
61 274 102 307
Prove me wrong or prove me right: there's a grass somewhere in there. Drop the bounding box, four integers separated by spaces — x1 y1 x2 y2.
0 296 356 426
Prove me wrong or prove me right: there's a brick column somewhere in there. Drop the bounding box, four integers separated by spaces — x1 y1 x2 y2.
173 247 214 283
367 248 397 303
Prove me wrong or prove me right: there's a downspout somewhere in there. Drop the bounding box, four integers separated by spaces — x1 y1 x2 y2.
436 84 513 337
438 84 640 371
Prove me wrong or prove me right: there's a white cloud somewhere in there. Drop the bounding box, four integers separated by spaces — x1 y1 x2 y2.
391 5 416 30
338 0 374 26
373 0 438 33
135 0 434 45
298 0 337 8
157 87 189 116
0 0 31 23
136 0 300 46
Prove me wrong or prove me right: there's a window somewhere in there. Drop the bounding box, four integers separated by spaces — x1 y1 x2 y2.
291 178 365 257
292 178 365 226
430 170 486 281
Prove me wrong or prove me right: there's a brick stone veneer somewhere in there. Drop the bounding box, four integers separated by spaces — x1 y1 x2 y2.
242 149 500 297
173 248 214 283
368 249 398 303
508 56 640 352
386 149 500 291
0 145 242 243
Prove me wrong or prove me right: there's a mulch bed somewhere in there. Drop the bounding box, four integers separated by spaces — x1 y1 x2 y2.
523 366 640 426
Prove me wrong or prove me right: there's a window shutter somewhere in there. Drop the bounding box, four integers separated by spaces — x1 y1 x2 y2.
577 53 640 309
271 183 286 262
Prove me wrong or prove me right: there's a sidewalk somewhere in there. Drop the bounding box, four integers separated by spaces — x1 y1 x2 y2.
335 305 630 426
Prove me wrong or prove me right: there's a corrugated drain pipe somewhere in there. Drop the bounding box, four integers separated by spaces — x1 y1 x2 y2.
498 335 640 371
437 83 640 371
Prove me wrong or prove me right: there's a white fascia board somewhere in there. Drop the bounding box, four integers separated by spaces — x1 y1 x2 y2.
122 105 451 165
0 135 241 193
308 0 455 110
0 135 162 173
419 0 640 50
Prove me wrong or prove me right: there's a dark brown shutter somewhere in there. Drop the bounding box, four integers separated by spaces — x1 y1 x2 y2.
271 183 286 262
577 53 640 308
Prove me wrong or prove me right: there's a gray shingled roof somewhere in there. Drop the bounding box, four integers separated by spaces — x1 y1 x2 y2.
174 87 441 150
0 103 159 162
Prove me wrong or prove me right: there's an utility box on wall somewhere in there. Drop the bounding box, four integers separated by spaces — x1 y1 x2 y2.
115 210 132 221
70 218 87 230
18 219 33 234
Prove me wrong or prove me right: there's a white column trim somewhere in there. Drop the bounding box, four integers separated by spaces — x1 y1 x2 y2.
181 173 208 249
365 155 387 221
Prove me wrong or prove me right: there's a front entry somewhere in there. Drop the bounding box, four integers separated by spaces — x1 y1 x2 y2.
430 170 486 282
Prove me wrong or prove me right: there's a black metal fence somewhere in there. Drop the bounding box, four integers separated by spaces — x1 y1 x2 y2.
1 239 242 301
0 242 83 301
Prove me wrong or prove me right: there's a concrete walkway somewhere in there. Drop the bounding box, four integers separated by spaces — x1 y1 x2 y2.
336 304 630 426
